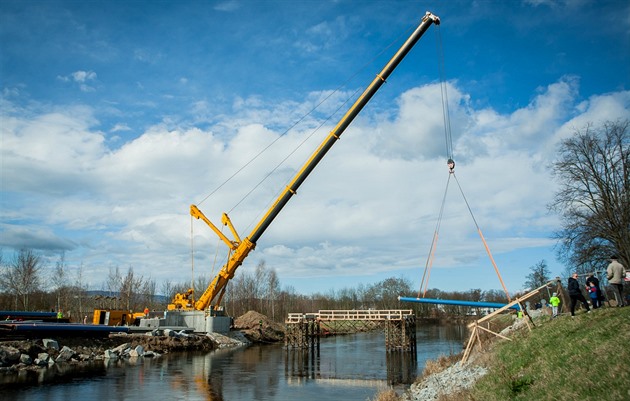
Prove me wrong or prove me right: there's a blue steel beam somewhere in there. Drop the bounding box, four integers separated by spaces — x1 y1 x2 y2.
398 296 521 310
0 311 58 318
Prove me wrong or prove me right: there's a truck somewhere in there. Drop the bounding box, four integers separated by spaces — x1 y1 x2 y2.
169 11 441 319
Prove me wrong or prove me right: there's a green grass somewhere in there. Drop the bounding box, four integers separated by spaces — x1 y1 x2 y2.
471 307 630 401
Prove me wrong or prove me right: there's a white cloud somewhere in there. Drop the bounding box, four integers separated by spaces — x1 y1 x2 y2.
71 70 97 83
110 123 131 133
214 1 240 12
296 16 351 54
57 70 98 92
1 79 628 293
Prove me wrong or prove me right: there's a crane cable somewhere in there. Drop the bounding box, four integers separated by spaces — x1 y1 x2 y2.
436 25 454 161
417 24 453 298
417 25 511 301
194 24 415 211
418 173 452 298
188 25 417 291
452 173 511 302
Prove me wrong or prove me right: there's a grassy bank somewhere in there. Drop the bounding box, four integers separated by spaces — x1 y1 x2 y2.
377 306 630 401
471 307 630 400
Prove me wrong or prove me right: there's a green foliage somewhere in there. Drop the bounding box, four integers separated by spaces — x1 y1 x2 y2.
471 307 630 401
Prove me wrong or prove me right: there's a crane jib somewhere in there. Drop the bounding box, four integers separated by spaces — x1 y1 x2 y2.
249 12 440 244
190 12 440 311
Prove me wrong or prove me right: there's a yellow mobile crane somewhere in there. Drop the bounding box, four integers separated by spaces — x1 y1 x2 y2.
170 11 440 313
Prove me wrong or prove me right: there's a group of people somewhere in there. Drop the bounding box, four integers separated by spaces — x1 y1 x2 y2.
560 255 627 317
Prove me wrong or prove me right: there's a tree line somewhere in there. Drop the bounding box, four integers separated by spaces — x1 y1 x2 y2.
0 249 512 322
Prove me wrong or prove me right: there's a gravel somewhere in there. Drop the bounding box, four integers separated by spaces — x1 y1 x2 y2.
401 361 488 401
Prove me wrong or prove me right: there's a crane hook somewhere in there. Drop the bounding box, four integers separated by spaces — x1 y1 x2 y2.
447 158 455 173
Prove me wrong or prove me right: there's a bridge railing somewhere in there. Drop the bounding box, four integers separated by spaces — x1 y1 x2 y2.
286 309 414 323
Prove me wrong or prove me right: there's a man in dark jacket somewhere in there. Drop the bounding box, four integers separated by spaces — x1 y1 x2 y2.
568 272 591 316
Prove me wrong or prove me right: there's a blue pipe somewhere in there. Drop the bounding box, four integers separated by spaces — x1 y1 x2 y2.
0 311 58 318
3 322 129 333
398 296 520 310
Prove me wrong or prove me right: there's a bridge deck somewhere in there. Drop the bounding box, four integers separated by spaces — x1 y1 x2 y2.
286 309 413 323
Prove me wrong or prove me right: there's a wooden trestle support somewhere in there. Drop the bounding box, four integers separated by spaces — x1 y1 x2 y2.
385 315 417 352
461 279 563 363
284 314 321 349
284 310 416 352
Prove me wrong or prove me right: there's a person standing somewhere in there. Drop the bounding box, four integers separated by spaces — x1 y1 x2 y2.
568 272 590 316
549 292 561 317
607 255 626 307
587 282 599 308
585 272 604 307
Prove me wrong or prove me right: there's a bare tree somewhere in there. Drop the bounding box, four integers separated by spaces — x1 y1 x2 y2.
366 276 413 309
120 267 143 311
74 262 87 321
524 260 552 290
0 249 43 310
194 275 211 298
51 252 67 312
550 120 630 269
139 278 157 310
161 279 175 305
106 266 122 308
255 261 268 312
267 268 279 320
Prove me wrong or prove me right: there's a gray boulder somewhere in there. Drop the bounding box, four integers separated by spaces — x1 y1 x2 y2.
43 339 59 350
55 345 75 362
0 346 21 367
19 353 32 365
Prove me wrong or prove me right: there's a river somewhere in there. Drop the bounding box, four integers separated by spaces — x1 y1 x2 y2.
0 324 466 401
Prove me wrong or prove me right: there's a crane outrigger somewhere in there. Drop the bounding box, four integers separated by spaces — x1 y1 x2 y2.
169 11 440 314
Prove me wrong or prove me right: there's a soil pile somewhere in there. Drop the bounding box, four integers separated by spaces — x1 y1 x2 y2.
233 311 285 343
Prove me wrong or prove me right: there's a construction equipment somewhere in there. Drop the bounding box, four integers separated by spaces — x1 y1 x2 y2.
93 309 146 326
170 11 441 312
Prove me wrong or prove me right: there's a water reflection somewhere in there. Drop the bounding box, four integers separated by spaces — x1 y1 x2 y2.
284 346 417 386
285 347 320 380
386 351 417 385
0 359 108 389
1 324 466 401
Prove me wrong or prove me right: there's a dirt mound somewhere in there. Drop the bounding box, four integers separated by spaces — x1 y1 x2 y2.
233 311 285 343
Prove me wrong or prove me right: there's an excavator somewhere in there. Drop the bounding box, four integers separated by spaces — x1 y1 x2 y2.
169 11 441 315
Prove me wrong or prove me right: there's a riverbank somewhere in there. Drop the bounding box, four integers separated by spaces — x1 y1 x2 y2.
378 306 630 401
0 330 235 374
0 310 279 374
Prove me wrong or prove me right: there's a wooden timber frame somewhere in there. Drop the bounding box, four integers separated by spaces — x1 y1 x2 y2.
461 279 563 363
285 310 416 351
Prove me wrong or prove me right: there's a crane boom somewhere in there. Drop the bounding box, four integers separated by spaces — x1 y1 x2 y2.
180 11 440 312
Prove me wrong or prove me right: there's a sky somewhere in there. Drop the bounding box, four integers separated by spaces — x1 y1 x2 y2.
1 0 629 299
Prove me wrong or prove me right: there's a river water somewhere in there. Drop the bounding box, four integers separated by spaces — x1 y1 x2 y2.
0 324 466 401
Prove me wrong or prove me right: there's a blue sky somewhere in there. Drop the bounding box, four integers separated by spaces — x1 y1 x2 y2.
1 0 629 298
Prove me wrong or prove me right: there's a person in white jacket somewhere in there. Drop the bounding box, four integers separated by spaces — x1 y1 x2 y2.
607 255 627 307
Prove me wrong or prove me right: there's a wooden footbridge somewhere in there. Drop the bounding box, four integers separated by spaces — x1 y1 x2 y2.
285 309 416 351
